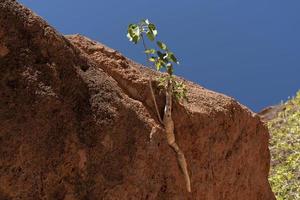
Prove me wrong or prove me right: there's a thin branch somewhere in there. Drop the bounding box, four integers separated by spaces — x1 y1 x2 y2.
141 34 164 124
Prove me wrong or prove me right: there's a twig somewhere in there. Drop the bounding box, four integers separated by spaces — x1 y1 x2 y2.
141 34 163 124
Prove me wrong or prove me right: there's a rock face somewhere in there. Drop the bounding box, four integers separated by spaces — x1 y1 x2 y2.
0 1 275 199
258 105 284 122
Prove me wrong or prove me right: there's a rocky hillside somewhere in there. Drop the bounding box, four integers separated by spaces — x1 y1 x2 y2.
261 91 300 199
0 0 275 199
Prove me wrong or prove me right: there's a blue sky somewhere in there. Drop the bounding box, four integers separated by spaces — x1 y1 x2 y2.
19 0 300 112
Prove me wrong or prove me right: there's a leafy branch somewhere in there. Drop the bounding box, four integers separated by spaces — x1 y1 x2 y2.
127 19 187 102
127 19 191 192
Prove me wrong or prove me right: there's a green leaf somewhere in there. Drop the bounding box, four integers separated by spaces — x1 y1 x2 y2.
157 51 166 60
126 32 132 41
128 24 138 35
132 27 140 37
157 76 167 88
173 80 188 101
127 23 140 43
163 53 169 60
148 23 155 30
146 31 155 41
128 23 137 30
157 41 168 51
168 52 179 64
148 23 158 37
155 60 162 71
127 27 134 39
152 29 158 37
129 23 137 28
145 49 156 54
132 35 140 44
149 57 156 62
155 59 166 71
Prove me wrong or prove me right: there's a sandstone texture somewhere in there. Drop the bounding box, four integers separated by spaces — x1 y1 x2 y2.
0 0 275 199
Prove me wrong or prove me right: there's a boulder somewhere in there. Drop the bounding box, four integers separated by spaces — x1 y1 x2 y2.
0 0 275 199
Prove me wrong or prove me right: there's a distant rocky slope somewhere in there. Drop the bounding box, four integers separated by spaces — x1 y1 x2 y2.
258 105 284 122
0 0 275 199
261 91 300 199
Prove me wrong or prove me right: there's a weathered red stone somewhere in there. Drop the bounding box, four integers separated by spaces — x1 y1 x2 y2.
0 1 275 199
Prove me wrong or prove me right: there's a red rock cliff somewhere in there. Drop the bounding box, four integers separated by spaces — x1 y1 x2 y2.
0 0 275 199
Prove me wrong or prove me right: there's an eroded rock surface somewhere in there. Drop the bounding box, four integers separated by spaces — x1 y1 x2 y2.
0 0 275 199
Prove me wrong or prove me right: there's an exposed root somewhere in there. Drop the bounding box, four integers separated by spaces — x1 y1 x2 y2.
149 78 163 124
164 81 191 192
169 141 191 192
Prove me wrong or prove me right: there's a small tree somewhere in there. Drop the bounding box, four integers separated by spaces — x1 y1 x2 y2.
127 19 191 192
